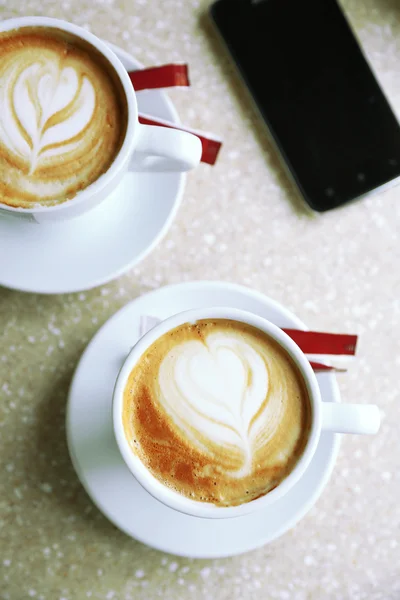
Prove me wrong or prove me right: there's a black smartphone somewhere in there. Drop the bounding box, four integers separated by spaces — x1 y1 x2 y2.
211 0 400 211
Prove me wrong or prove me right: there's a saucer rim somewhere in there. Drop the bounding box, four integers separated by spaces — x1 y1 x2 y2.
66 281 341 558
0 43 185 295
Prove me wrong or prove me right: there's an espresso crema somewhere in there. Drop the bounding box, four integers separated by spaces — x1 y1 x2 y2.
0 27 127 208
123 319 312 507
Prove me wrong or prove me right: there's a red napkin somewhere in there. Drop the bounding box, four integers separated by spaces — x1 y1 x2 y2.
139 316 357 373
128 64 190 91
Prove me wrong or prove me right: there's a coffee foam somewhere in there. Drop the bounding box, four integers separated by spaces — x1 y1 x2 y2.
123 320 312 507
0 28 127 208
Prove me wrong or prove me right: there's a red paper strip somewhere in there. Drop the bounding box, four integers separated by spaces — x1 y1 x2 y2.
310 361 347 373
128 64 190 91
138 113 222 166
283 330 357 356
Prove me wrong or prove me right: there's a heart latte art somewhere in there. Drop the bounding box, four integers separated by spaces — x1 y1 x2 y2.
0 28 126 208
123 320 311 507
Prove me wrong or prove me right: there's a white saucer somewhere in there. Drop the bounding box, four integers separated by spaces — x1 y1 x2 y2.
0 43 185 294
66 281 341 558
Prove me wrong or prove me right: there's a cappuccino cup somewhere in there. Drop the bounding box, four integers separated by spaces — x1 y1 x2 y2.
0 17 202 224
113 307 380 519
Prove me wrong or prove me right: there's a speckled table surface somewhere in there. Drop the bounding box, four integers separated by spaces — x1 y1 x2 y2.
1 1 400 599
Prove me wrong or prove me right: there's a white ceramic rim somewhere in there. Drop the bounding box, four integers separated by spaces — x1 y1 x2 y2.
0 16 137 214
113 306 323 519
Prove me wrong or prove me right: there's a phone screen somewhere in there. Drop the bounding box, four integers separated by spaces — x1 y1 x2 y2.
211 0 400 211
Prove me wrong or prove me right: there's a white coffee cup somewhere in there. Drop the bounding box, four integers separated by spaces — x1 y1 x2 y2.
113 307 380 519
0 16 202 224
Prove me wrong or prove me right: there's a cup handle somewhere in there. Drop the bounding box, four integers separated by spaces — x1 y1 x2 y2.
130 123 202 172
321 402 381 435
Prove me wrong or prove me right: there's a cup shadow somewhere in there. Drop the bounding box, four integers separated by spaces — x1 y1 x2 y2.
374 0 400 15
199 11 314 218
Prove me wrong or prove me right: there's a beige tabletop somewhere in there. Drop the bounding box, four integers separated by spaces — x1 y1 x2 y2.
1 0 400 598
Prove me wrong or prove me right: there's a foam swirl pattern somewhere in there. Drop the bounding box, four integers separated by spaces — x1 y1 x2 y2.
123 320 311 507
0 29 126 208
